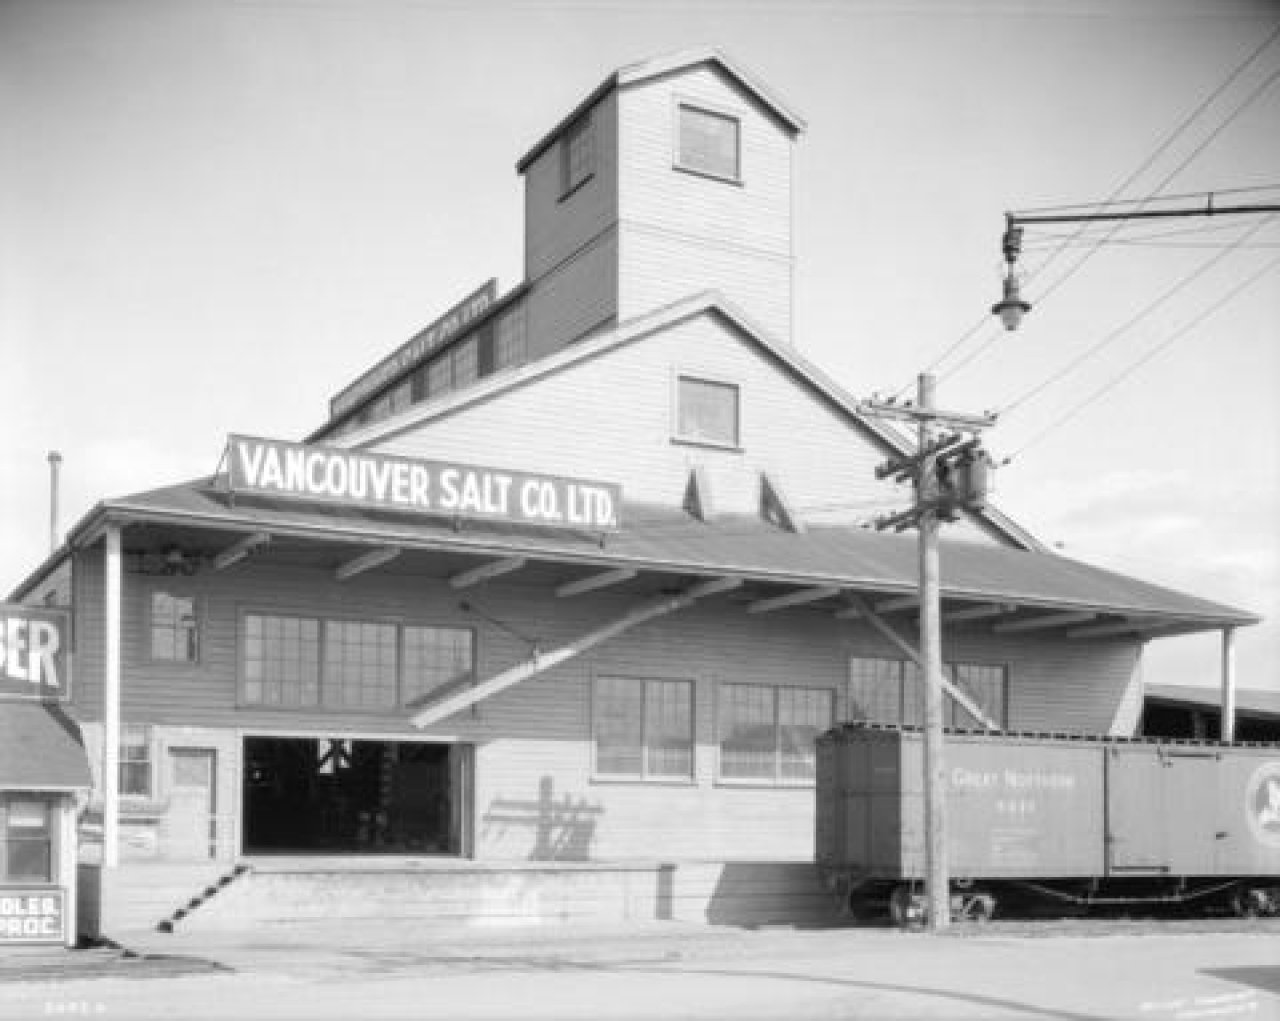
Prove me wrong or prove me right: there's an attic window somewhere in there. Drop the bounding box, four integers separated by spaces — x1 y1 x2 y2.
676 376 740 449
677 104 740 182
561 112 595 197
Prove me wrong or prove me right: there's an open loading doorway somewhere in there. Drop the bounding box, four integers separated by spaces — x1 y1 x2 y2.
242 737 468 855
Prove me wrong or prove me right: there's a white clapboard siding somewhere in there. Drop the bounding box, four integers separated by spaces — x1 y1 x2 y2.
372 311 905 527
617 63 794 343
70 548 1144 863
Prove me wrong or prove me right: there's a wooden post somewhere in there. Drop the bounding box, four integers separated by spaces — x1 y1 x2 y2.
1220 626 1237 743
103 524 122 868
917 374 949 931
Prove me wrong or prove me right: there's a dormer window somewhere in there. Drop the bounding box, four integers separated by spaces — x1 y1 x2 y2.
561 112 595 197
676 104 740 182
676 375 740 449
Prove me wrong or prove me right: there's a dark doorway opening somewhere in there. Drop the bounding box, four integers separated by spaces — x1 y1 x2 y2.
242 737 466 855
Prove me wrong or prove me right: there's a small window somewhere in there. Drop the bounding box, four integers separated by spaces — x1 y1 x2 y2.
402 626 474 707
426 354 452 399
719 684 832 783
150 591 199 662
561 112 595 195
594 677 693 780
676 376 740 448
1 797 53 882
493 306 527 372
119 726 153 798
452 337 478 389
677 105 740 181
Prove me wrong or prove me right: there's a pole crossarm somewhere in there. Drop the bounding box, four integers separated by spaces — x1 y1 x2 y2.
410 576 742 727
843 595 1001 732
858 400 998 431
1007 201 1280 228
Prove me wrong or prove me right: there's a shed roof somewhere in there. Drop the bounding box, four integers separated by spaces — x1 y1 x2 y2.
0 702 92 792
63 478 1258 634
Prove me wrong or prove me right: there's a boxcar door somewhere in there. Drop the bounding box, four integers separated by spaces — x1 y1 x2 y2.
1162 750 1224 876
1105 747 1168 873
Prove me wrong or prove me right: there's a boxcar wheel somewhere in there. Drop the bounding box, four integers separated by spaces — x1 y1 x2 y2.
888 885 925 928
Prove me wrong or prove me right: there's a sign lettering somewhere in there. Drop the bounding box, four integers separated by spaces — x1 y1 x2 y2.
0 605 70 702
0 890 65 944
329 280 498 420
227 435 622 532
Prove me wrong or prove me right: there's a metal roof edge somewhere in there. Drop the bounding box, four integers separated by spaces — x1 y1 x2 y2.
515 47 806 174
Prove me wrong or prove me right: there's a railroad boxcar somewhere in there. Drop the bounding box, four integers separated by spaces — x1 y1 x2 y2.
815 723 1280 923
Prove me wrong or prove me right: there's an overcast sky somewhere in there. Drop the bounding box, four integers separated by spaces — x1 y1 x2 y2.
3 0 1277 692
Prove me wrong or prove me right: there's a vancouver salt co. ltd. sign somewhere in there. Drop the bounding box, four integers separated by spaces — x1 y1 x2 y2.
227 435 622 532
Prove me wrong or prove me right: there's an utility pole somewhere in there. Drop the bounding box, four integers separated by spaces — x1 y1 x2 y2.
860 374 997 931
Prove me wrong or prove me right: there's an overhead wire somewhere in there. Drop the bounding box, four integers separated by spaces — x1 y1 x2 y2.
998 214 1277 416
1002 249 1280 463
912 23 1280 391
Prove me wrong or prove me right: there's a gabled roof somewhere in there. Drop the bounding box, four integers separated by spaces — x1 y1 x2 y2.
0 703 92 791
516 46 806 173
332 289 1046 553
52 477 1258 635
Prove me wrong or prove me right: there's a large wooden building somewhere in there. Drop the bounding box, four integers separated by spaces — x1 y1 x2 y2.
11 50 1258 932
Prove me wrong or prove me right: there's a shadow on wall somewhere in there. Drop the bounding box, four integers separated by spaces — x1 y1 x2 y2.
482 777 603 861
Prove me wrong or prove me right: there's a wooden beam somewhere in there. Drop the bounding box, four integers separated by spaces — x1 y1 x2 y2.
103 524 122 868
843 595 1000 731
335 546 401 581
411 576 741 727
747 585 841 615
214 531 270 571
1066 618 1169 639
874 595 919 614
555 567 638 598
833 603 862 620
449 556 526 590
1221 626 1237 743
943 603 1012 623
994 611 1096 634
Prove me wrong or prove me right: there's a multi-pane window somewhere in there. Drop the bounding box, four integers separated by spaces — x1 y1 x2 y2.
119 726 153 798
676 376 740 447
561 112 595 195
493 306 527 372
403 626 475 707
426 354 452 399
0 797 52 882
719 684 833 783
150 591 199 662
323 620 398 710
593 677 694 780
452 337 478 389
240 615 475 713
677 105 740 181
242 614 321 708
848 657 1007 729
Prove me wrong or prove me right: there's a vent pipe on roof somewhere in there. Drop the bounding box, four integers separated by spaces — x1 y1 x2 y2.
48 451 62 553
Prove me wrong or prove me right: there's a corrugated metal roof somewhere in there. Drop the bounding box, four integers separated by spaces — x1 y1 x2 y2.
0 703 92 791
85 477 1258 630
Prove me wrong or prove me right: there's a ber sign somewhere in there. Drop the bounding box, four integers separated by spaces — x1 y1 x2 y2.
227 435 622 532
0 604 70 702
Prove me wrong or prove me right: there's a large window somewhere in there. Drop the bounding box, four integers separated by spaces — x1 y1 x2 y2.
677 104 740 181
403 626 475 707
323 620 398 710
718 684 833 783
676 375 740 448
1 797 52 883
848 657 1008 729
593 677 693 780
242 614 321 708
119 726 153 798
561 112 595 195
150 590 199 662
240 614 475 713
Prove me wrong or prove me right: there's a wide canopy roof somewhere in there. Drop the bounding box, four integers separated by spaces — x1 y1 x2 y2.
0 703 92 792
35 476 1258 639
